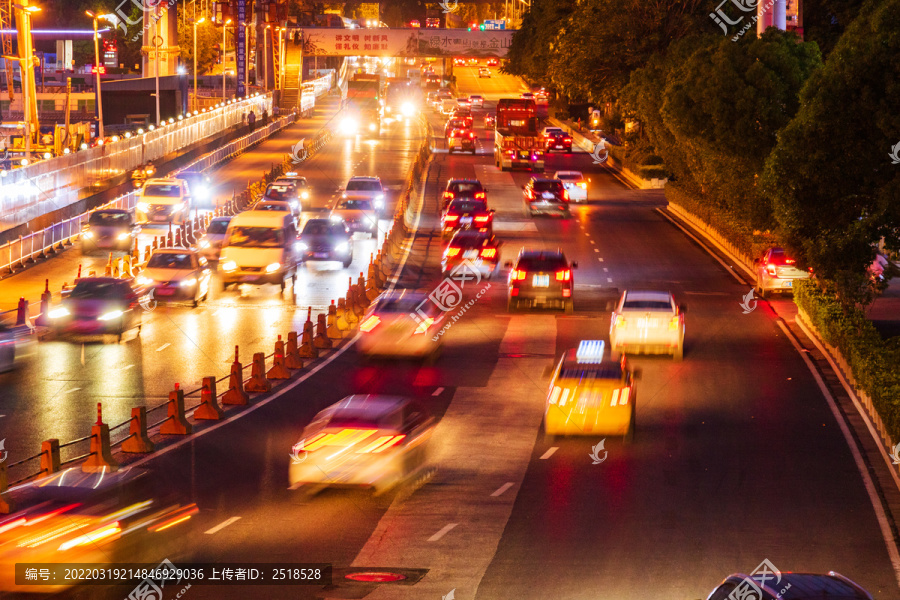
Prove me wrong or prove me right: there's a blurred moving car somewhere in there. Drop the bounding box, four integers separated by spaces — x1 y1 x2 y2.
298 218 353 267
0 322 15 372
553 171 588 203
137 248 211 307
49 277 145 341
487 58 499 66
441 97 459 115
442 230 501 278
442 198 494 238
468 94 484 107
197 216 232 261
521 92 534 100
218 211 299 292
0 467 197 594
289 395 435 495
447 127 478 154
274 173 312 204
541 127 572 153
754 247 811 298
81 209 140 255
706 571 874 600
507 249 576 313
453 58 466 66
357 290 444 361
262 183 302 212
478 67 491 78
136 178 191 225
523 177 571 217
610 290 685 360
173 170 213 207
456 97 471 109
255 199 301 229
331 198 378 237
342 176 387 213
544 340 637 440
444 116 473 136
442 178 487 209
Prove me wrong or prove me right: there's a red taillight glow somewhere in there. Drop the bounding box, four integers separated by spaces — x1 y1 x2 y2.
444 214 459 223
766 264 777 277
474 192 486 199
480 248 496 258
511 269 527 281
474 215 490 224
468 132 476 139
359 315 381 332
443 191 454 199
562 288 571 297
555 269 571 281
564 137 571 142
446 247 461 257
357 434 406 453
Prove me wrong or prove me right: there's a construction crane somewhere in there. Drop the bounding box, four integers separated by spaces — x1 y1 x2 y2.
1 0 14 102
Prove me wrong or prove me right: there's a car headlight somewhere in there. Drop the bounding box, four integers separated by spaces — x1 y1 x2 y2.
48 307 70 319
290 201 299 209
136 202 149 212
195 185 208 198
173 202 185 212
369 122 377 131
339 118 358 134
199 238 211 249
82 231 94 239
98 310 123 321
221 260 237 272
375 193 385 201
330 214 342 222
401 102 415 117
297 242 309 251
180 278 197 287
300 191 309 200
116 233 130 241
136 276 154 286
265 262 281 273
335 242 349 253
341 192 348 199
365 215 376 224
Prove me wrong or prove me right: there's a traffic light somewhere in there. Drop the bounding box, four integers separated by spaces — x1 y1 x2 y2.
479 24 485 30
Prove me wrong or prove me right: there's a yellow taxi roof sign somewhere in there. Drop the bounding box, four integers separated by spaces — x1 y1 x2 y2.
576 340 605 363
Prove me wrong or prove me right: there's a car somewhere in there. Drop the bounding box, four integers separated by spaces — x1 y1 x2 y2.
442 178 487 209
342 176 387 213
486 58 499 67
453 57 466 66
544 340 637 440
356 290 445 361
298 218 353 267
48 277 145 341
553 170 588 202
173 170 213 207
447 128 478 154
441 97 459 115
706 571 874 600
541 127 572 152
450 108 473 124
520 92 534 100
197 215 232 261
255 199 300 229
610 290 685 360
331 198 378 237
754 247 811 298
218 212 299 291
136 178 191 225
442 198 494 238
442 230 501 279
468 94 484 107
467 57 478 66
136 247 211 307
288 394 436 495
523 177 571 217
274 172 312 203
426 91 439 105
478 68 491 78
263 182 303 212
444 116 473 137
81 209 140 255
507 249 576 313
456 97 471 109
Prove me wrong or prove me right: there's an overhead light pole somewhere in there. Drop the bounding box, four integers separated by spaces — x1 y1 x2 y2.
85 11 106 140
193 17 206 111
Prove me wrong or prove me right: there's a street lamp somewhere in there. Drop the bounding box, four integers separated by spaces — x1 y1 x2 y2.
222 18 232 100
193 17 206 111
86 10 108 140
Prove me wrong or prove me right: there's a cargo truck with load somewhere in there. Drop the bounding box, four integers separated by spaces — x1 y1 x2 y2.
340 73 383 137
494 98 544 172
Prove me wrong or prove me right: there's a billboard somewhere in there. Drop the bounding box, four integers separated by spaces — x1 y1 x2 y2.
294 28 514 58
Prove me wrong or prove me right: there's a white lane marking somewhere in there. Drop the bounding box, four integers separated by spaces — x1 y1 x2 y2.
589 240 596 245
428 523 458 542
594 249 599 253
491 482 514 497
0 415 5 418
204 516 241 535
65 388 81 394
603 268 609 272
432 387 444 396
607 278 613 283
598 257 604 262
122 364 134 370
540 447 557 460
156 343 171 352
775 320 900 584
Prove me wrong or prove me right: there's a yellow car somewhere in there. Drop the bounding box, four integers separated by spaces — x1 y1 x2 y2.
543 340 637 440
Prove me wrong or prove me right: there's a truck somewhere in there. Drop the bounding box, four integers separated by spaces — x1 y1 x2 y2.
494 98 545 172
342 73 383 136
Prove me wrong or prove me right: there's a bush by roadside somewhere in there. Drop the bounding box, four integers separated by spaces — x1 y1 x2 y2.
794 280 900 444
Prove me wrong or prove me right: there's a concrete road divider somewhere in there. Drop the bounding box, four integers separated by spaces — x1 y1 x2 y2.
122 406 155 453
104 254 113 276
194 377 224 420
83 403 119 472
314 314 332 350
222 346 250 405
245 352 271 393
366 258 380 301
285 331 304 369
0 462 12 514
299 309 319 359
327 300 342 340
40 439 60 476
355 273 369 311
336 297 352 332
161 384 193 435
35 281 51 326
15 297 29 326
267 335 292 380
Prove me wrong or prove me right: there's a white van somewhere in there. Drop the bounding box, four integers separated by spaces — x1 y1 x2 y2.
218 211 299 291
136 178 191 225
441 97 459 115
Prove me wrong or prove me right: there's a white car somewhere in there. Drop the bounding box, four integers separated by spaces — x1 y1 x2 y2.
610 290 685 360
468 95 484 107
136 178 191 225
289 395 435 495
342 176 386 212
754 247 811 298
553 171 588 202
357 290 444 362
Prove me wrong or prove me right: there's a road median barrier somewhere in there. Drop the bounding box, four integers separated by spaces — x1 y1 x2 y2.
122 407 155 453
267 336 292 380
314 314 332 350
336 297 352 332
83 403 119 472
161 384 193 436
222 347 250 406
299 309 318 359
194 378 224 421
326 301 342 340
285 332 304 369
246 352 272 393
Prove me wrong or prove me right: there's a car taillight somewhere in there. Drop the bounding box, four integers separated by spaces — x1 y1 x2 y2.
474 215 490 224
669 315 680 331
508 150 515 155
614 314 626 328
446 247 461 257
444 214 459 223
610 387 630 407
359 315 381 332
357 434 406 453
443 191 454 199
562 288 571 297
481 248 496 258
468 132 475 139
766 264 777 277
555 269 571 281
474 192 486 199
563 191 569 201
786 258 796 264
511 269 527 281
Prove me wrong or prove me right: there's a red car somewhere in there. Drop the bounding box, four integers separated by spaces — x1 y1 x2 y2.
442 230 502 279
453 58 466 66
487 58 499 67
442 199 494 237
447 128 477 154
542 127 572 153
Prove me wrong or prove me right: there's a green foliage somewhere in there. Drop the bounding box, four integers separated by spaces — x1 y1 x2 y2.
504 0 575 88
794 280 900 443
802 0 867 58
762 0 900 307
177 19 221 78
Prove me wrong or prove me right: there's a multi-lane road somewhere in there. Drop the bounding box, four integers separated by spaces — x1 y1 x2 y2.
3 64 899 600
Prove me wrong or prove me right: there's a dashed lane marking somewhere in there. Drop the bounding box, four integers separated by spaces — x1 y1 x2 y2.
428 523 458 542
540 447 557 460
491 482 514 497
205 516 241 534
